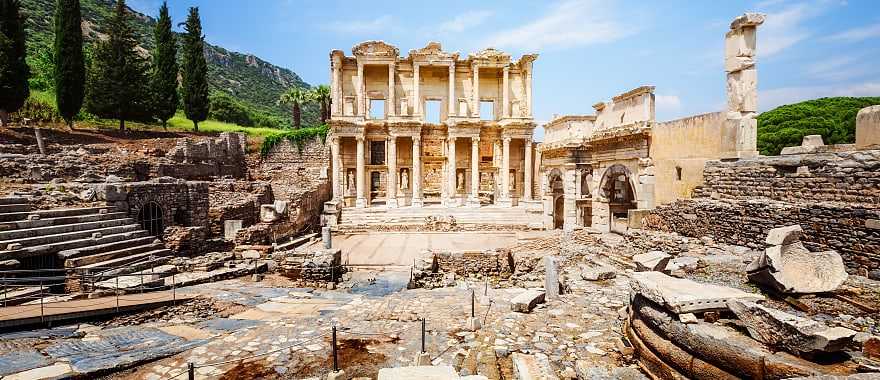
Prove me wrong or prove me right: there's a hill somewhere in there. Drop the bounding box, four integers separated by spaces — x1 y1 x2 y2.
757 96 880 155
19 0 317 126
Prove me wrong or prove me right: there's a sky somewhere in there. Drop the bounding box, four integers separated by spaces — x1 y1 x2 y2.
128 0 880 139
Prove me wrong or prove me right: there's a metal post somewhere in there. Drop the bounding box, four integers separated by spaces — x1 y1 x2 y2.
39 281 45 323
115 276 119 312
331 324 339 372
2 274 6 307
172 273 176 306
421 318 426 353
188 362 195 380
471 289 475 318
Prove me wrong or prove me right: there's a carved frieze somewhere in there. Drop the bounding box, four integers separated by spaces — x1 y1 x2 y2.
352 40 400 58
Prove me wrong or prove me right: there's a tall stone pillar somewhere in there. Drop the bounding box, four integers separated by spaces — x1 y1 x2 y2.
502 66 510 118
412 136 423 207
448 64 456 117
525 64 533 118
725 13 765 158
468 137 480 207
524 138 532 201
534 148 543 198
499 137 511 206
413 63 421 116
331 136 341 201
355 136 366 208
356 62 365 117
330 56 341 116
387 136 398 208
472 64 480 117
388 63 396 117
447 137 458 206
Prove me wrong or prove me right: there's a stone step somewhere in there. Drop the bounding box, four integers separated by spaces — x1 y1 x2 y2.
58 235 158 260
0 206 116 223
0 212 129 231
0 197 28 205
0 204 30 213
4 230 151 259
80 248 172 271
87 256 172 283
64 243 165 268
0 217 135 241
0 224 143 251
94 264 178 290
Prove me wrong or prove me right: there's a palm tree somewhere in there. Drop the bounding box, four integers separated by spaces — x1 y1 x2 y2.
311 84 331 124
278 87 311 129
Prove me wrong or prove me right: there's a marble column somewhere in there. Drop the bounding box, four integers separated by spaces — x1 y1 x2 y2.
413 63 421 116
330 57 340 116
331 136 341 201
411 136 423 207
525 64 533 118
447 137 457 206
502 66 509 118
468 137 480 207
356 62 364 117
472 64 479 117
500 137 511 206
535 148 543 198
524 138 532 201
388 63 396 117
448 64 455 117
387 136 398 208
355 136 366 208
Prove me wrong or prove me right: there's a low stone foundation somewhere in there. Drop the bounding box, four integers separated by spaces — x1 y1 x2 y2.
274 248 343 286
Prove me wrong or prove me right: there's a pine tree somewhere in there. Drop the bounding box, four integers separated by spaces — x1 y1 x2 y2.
151 1 177 129
85 0 150 131
0 0 29 126
54 0 85 130
180 6 209 131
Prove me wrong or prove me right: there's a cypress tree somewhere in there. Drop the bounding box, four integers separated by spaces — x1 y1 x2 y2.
54 0 85 130
0 0 29 126
180 7 209 131
151 1 177 129
85 0 150 131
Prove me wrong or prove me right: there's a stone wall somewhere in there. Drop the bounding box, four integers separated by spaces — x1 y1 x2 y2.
104 179 210 230
208 180 273 236
434 250 513 278
161 132 247 180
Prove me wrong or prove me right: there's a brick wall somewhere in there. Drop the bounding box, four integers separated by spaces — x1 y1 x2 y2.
104 180 210 231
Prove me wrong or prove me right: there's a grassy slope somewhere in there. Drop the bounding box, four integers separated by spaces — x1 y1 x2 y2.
757 97 880 155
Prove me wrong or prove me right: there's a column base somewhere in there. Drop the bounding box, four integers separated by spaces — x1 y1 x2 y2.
355 198 367 208
467 196 481 208
411 197 423 208
444 196 460 207
495 198 512 207
387 198 399 208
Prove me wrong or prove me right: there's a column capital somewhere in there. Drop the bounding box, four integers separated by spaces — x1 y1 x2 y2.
413 135 421 143
524 138 533 145
448 136 457 143
502 136 512 144
387 135 396 143
448 63 455 73
356 135 365 142
472 136 480 144
503 65 509 73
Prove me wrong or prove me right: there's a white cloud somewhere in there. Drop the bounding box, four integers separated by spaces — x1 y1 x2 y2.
655 95 682 112
805 55 871 81
484 0 636 51
760 82 880 111
437 11 493 33
824 23 880 42
758 3 815 57
323 15 392 34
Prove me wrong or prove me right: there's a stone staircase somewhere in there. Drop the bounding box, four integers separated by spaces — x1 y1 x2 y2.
0 196 172 293
337 204 544 231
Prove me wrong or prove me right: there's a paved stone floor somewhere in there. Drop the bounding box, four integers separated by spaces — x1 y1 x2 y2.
332 232 521 266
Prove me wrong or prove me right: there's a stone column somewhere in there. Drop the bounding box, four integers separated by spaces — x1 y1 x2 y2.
331 136 341 201
388 63 396 117
330 57 341 116
387 136 398 208
524 138 532 201
412 136 423 207
472 64 479 117
499 137 511 206
725 13 765 158
413 63 421 116
468 137 480 207
502 66 509 118
448 64 456 117
447 137 457 206
525 64 533 118
355 136 366 208
534 148 543 198
356 62 365 117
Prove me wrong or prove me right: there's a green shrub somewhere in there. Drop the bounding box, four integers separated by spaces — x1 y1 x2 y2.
757 97 880 155
260 124 329 156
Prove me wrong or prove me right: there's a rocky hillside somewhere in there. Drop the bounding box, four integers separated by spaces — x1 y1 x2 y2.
20 0 313 123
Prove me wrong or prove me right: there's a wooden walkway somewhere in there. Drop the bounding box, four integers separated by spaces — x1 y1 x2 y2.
0 290 194 330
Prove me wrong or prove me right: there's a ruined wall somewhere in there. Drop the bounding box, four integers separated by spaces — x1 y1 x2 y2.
594 87 654 130
104 180 210 230
160 132 248 180
434 250 513 278
208 180 273 236
651 111 729 205
644 149 880 274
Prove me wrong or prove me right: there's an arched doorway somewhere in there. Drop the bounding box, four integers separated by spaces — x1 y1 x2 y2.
549 172 564 229
599 165 637 230
138 201 164 238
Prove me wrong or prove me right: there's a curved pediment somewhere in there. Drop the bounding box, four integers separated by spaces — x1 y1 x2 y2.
352 40 400 58
468 47 511 64
408 41 459 61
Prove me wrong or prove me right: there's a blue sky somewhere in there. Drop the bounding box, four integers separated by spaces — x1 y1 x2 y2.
129 0 879 138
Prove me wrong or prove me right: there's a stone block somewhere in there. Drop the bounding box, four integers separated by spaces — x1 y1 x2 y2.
801 134 824 147
377 366 458 380
512 353 559 380
856 105 880 149
727 69 757 113
765 225 803 245
223 219 243 240
544 256 560 299
580 265 617 281
260 204 280 223
729 300 856 354
630 271 764 314
730 12 766 30
511 289 546 313
633 251 671 272
864 336 880 359
746 241 848 294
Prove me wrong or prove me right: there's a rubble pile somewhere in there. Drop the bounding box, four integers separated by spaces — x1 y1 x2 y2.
274 248 344 285
746 225 849 294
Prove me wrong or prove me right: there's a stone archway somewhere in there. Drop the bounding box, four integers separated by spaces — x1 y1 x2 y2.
137 201 165 238
598 164 638 231
548 170 565 229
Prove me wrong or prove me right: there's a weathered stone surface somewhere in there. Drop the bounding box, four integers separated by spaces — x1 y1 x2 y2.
730 12 766 29
863 336 880 359
377 366 459 380
765 225 803 246
630 271 764 313
511 353 559 380
629 315 740 379
856 105 880 149
544 256 560 299
633 251 671 272
573 361 647 380
729 300 856 354
510 289 546 313
580 265 617 281
747 241 848 294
